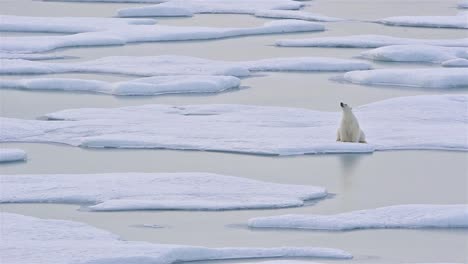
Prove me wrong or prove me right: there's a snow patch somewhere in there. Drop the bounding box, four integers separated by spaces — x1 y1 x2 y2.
0 95 466 155
254 10 343 22
276 35 468 48
0 172 327 211
248 204 468 230
343 68 468 89
377 14 468 29
1 212 352 264
0 148 26 162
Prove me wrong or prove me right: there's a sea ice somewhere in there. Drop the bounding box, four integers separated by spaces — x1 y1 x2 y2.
276 35 468 48
0 55 372 76
0 172 327 211
1 212 352 264
343 68 468 89
254 10 343 22
0 95 465 155
442 58 468 67
0 148 26 162
0 75 241 96
0 16 324 53
359 45 468 64
248 204 468 230
0 53 69 60
459 1 468 8
117 0 303 17
377 14 468 29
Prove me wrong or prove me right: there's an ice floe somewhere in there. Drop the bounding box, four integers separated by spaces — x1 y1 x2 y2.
1 212 352 264
0 172 327 210
0 55 371 76
248 204 468 230
377 14 468 29
0 148 26 162
0 95 466 155
117 0 303 17
0 75 241 96
254 10 343 22
0 19 324 53
276 35 468 48
0 15 157 33
343 68 468 89
442 58 468 67
0 53 69 60
41 0 166 2
459 1 468 8
359 45 468 65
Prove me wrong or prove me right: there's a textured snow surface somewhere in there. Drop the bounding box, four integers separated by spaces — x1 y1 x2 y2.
378 14 468 29
0 172 327 211
360 45 468 64
343 68 468 89
0 17 323 53
117 0 303 17
0 55 372 76
0 148 26 162
0 76 241 96
1 213 352 264
248 205 468 230
254 10 343 22
276 35 468 48
0 95 466 155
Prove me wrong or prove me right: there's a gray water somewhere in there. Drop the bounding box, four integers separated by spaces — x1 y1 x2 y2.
1 0 468 263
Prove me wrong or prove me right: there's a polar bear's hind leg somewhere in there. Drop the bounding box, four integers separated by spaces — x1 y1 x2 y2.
359 130 367 143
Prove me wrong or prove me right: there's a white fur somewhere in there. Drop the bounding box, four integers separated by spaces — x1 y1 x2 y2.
337 103 366 143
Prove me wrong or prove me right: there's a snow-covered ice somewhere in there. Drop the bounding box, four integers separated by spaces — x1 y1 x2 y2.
0 75 241 96
254 10 343 22
117 0 303 17
41 0 166 2
276 35 468 48
459 1 468 8
0 95 466 155
0 55 372 76
1 212 352 264
0 172 327 211
359 45 468 65
0 53 69 60
377 14 468 29
248 204 468 230
343 68 468 89
0 17 324 53
0 148 26 162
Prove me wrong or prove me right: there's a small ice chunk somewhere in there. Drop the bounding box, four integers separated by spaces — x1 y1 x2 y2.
0 148 26 162
248 204 468 230
276 35 468 48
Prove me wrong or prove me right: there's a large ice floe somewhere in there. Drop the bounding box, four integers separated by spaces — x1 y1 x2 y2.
0 94 466 155
0 172 327 211
248 204 468 230
117 0 303 17
359 45 468 66
276 35 468 48
0 55 372 76
0 15 323 53
377 14 468 29
0 76 241 96
0 148 26 162
343 68 468 89
1 213 352 264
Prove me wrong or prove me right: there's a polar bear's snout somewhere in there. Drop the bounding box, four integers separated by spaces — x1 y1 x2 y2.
340 102 344 107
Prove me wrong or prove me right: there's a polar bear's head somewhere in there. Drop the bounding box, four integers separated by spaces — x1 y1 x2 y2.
340 102 352 112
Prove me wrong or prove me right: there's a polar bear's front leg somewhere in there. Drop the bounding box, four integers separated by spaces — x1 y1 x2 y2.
336 129 341 142
359 130 367 143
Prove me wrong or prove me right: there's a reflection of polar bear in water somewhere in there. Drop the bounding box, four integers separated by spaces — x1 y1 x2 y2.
337 102 367 143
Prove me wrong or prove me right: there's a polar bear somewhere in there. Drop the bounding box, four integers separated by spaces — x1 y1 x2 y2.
336 102 366 143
